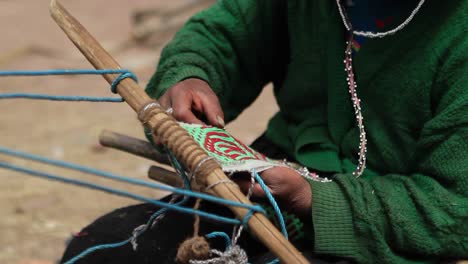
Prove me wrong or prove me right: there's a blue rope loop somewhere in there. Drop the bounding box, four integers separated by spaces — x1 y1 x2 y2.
110 71 138 93
0 68 137 101
241 205 266 228
206 231 232 250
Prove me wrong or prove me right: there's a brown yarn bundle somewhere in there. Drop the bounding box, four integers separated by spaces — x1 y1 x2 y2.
176 236 211 264
176 198 211 264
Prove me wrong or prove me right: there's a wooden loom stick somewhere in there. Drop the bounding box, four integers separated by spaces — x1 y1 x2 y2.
49 1 309 263
99 130 170 165
148 165 183 188
98 130 182 187
98 131 192 189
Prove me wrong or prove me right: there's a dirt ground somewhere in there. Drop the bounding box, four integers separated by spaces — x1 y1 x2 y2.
0 1 277 263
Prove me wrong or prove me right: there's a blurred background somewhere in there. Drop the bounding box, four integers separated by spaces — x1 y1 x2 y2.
0 0 277 263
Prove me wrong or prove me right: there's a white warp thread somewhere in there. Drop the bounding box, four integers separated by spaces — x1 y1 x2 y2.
189 245 248 264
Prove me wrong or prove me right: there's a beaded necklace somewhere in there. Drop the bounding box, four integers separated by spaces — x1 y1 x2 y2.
335 0 425 177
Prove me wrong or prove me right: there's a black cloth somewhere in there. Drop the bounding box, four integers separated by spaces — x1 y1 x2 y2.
60 135 340 264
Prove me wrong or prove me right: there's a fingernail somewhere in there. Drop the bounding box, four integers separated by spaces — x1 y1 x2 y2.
216 115 225 127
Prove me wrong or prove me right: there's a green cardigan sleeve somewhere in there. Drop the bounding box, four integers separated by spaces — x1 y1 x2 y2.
145 0 288 122
310 35 468 263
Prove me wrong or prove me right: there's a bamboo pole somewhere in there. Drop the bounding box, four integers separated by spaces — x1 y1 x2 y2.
49 1 309 263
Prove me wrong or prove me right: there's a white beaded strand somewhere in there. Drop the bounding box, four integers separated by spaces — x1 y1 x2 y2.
336 0 426 38
335 0 424 176
344 38 367 177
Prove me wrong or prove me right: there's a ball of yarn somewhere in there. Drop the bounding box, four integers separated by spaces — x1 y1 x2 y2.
176 236 211 264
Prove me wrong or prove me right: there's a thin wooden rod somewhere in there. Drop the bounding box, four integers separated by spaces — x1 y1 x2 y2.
99 130 170 165
98 131 200 190
148 165 183 188
49 1 309 263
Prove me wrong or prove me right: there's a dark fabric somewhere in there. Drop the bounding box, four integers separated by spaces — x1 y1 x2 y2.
61 198 268 264
60 135 340 263
60 200 336 264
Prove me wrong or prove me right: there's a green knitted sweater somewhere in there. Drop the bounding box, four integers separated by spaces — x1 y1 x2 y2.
146 0 468 262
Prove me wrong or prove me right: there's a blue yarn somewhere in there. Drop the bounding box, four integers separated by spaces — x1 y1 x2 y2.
0 161 245 225
65 196 189 264
267 259 280 264
253 170 288 264
0 68 138 101
0 146 264 213
0 146 286 259
242 208 257 227
253 170 288 240
0 69 130 76
0 69 291 262
109 71 138 93
206 231 231 250
167 150 191 188
0 158 263 262
0 93 123 102
64 238 131 264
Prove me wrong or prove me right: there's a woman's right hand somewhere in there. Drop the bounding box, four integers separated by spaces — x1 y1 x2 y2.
159 78 225 127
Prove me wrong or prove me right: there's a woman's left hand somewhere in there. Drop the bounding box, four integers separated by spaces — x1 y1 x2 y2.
234 167 312 217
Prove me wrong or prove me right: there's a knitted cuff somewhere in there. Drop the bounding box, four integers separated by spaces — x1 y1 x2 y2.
261 202 305 242
310 180 359 258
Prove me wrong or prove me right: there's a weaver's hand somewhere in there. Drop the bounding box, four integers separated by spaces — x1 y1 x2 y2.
159 78 225 127
235 167 312 217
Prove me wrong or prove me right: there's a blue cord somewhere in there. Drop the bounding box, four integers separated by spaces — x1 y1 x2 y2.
253 170 289 264
64 196 189 264
64 238 131 264
206 231 231 250
0 158 263 262
167 149 192 188
253 170 288 239
0 93 123 102
0 69 137 101
0 146 264 213
0 161 246 225
241 208 257 227
267 259 280 264
0 69 130 76
0 148 287 263
64 198 184 264
0 69 290 263
109 71 137 93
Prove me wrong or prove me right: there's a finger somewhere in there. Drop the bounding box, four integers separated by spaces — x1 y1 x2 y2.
232 177 252 194
233 177 269 199
251 183 268 199
251 170 278 198
171 92 205 125
158 93 171 109
199 93 225 128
